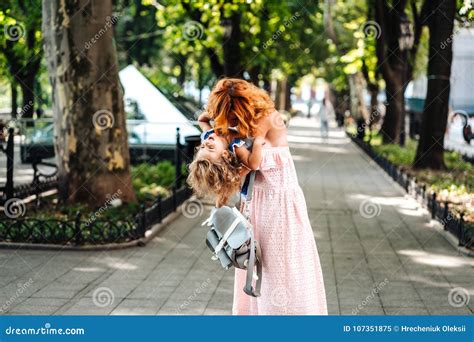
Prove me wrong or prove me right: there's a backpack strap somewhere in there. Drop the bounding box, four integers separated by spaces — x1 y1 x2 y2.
245 171 256 202
242 171 256 220
243 226 262 297
241 171 262 297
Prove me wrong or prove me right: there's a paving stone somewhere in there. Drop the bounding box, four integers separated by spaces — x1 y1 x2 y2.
110 299 163 315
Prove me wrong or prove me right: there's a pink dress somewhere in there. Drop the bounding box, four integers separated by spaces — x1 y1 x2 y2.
233 146 328 315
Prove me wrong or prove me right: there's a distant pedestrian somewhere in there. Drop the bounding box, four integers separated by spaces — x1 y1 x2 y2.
318 96 334 140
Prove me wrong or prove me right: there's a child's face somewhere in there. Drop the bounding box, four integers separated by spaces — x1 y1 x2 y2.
196 132 228 162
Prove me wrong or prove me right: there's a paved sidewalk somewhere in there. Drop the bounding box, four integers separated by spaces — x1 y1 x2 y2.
1 117 473 315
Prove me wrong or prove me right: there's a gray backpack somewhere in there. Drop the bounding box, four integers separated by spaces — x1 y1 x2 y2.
203 172 262 297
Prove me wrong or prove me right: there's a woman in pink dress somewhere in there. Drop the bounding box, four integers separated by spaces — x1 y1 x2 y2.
193 79 327 315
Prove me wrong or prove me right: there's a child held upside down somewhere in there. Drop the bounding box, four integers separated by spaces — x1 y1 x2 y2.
187 124 265 207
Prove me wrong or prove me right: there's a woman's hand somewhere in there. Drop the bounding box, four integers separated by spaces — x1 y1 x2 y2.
197 111 213 131
239 166 251 178
198 111 212 122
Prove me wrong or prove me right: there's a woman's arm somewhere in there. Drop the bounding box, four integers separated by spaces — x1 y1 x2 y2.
235 136 265 170
197 111 213 131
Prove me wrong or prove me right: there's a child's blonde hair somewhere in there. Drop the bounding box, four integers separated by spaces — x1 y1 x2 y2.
187 151 241 206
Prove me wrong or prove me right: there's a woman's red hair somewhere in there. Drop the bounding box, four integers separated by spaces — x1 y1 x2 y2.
206 78 275 137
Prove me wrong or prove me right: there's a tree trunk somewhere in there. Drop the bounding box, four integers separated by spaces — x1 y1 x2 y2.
375 0 410 145
284 76 293 111
10 82 18 119
249 66 260 85
361 59 381 136
222 11 243 78
413 0 455 170
349 72 369 126
262 77 271 93
19 26 42 122
3 29 41 122
176 54 186 87
277 78 288 111
367 83 379 141
42 0 136 207
19 72 35 119
206 47 224 77
380 76 405 143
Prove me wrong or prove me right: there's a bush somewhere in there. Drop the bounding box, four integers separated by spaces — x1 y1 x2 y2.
8 161 183 221
370 137 473 223
131 160 188 202
1 160 189 245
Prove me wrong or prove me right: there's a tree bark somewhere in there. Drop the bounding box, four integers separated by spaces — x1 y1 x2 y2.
375 0 410 144
413 0 455 170
222 11 243 78
284 75 297 111
19 71 36 119
361 59 380 136
10 81 18 119
42 0 136 207
349 72 370 139
276 78 288 111
176 53 186 87
249 65 260 85
2 31 41 121
262 77 271 93
380 76 405 143
206 47 224 77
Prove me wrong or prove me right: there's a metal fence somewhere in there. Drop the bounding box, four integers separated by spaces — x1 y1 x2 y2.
349 134 473 250
1 128 59 206
0 187 193 245
0 126 199 246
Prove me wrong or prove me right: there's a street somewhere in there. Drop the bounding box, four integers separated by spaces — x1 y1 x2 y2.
1 117 473 315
